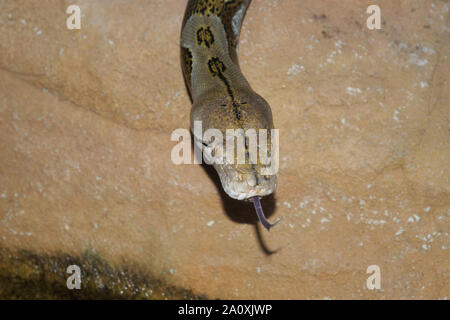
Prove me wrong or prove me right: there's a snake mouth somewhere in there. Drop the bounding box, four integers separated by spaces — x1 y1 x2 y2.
217 163 281 231
214 162 277 201
194 133 277 200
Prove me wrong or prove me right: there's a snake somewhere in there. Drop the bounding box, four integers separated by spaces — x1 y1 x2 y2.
180 0 280 230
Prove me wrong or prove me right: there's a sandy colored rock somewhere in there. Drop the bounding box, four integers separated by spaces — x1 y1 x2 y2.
0 0 449 299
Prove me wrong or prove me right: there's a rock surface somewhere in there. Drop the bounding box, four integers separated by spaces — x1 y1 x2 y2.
0 0 449 299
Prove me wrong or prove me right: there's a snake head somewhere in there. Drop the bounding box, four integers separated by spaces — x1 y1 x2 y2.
191 91 280 230
191 91 279 200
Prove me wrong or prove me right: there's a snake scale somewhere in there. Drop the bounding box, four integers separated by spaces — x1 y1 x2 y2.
180 0 280 230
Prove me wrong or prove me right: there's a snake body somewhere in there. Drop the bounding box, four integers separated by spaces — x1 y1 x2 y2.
181 0 280 230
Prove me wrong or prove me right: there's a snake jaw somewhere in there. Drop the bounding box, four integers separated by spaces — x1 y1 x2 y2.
193 132 277 201
215 161 277 201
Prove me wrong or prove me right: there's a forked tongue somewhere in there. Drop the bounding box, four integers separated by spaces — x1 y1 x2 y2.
252 197 281 231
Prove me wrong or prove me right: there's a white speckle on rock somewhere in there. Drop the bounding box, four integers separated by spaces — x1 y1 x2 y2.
320 217 330 224
299 200 309 208
393 110 401 122
420 45 436 55
395 227 404 236
206 220 215 227
409 53 428 66
287 63 305 75
408 214 420 223
346 87 362 96
424 206 431 212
